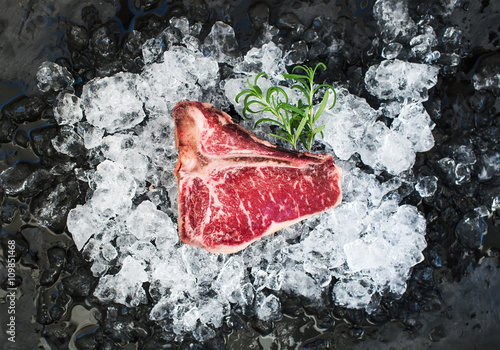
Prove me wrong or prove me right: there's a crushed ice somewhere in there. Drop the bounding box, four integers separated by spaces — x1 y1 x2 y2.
39 1 446 341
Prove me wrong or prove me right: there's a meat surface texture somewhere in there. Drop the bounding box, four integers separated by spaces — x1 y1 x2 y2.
173 101 342 254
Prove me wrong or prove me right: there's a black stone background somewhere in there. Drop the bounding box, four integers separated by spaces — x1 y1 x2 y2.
0 0 499 349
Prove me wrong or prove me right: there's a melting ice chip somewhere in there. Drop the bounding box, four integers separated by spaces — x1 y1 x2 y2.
51 126 85 157
82 72 146 133
53 93 83 126
455 212 488 250
139 46 219 115
472 72 500 91
126 201 177 241
202 21 239 64
382 42 403 59
256 294 282 322
373 0 416 42
233 42 286 81
415 175 438 197
67 205 101 251
321 89 434 174
94 256 149 307
36 61 74 92
365 59 439 102
392 103 435 153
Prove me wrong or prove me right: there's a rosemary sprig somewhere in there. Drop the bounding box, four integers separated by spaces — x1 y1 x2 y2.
235 63 336 152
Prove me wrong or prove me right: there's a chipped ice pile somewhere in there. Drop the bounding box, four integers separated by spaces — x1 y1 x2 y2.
43 8 440 340
319 59 438 174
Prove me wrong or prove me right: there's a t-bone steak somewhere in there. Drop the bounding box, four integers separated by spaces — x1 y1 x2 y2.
173 101 342 254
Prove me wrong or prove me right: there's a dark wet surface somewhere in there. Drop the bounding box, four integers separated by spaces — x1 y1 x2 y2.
1 0 500 349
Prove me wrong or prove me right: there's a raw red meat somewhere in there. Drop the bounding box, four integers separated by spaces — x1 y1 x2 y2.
173 101 342 254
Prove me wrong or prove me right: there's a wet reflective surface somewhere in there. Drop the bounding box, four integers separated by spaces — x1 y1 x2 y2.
0 0 499 349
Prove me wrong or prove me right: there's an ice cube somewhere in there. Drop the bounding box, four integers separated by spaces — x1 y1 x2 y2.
357 121 415 174
344 237 393 271
94 256 149 307
82 72 146 133
409 27 438 63
373 0 417 43
333 278 375 309
320 87 378 161
216 256 246 303
472 71 500 92
53 93 83 125
75 122 105 149
142 37 165 64
283 41 307 66
392 102 435 153
382 42 403 59
67 205 104 250
36 61 74 92
474 206 491 218
51 126 85 157
492 194 500 212
477 152 500 181
233 42 285 82
455 212 488 249
415 175 438 197
255 293 282 322
90 160 137 217
198 299 229 328
60 18 435 338
365 59 440 102
150 297 170 321
452 145 476 165
126 201 177 242
129 241 158 261
454 163 472 185
169 16 190 37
